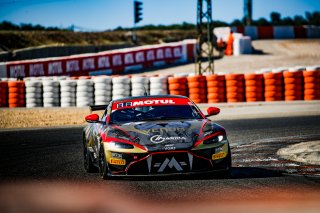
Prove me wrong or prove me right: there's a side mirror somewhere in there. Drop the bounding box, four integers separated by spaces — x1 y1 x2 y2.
85 114 100 123
206 107 220 117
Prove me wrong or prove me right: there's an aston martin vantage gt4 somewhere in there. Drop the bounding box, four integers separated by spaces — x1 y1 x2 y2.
83 95 231 179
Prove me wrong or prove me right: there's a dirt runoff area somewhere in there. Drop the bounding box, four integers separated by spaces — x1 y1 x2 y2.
0 39 320 129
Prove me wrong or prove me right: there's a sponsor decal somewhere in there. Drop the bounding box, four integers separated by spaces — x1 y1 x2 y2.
98 56 110 69
111 152 123 159
163 144 176 151
10 65 25 77
82 58 95 70
212 152 227 160
112 55 122 66
116 99 175 109
29 64 45 76
66 60 80 72
155 157 183 172
48 61 63 75
109 158 126 165
150 135 186 144
135 52 145 63
124 53 134 65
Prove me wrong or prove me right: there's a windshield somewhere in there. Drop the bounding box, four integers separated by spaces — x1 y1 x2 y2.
110 105 202 124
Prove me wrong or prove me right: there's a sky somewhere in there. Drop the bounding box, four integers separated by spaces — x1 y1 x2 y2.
0 0 319 31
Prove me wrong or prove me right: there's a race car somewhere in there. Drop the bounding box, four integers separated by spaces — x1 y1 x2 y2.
83 95 231 179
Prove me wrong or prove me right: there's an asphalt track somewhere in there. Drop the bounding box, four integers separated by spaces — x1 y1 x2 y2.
0 115 320 213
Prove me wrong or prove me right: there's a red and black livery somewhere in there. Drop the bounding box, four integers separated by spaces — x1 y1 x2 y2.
83 95 231 179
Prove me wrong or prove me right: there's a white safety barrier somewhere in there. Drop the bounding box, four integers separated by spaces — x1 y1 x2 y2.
131 76 149 96
93 76 112 105
42 80 60 107
112 76 131 100
76 79 94 107
233 36 252 55
25 80 43 108
60 79 77 107
149 76 168 95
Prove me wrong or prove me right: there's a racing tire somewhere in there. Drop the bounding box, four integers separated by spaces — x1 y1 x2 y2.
83 142 97 173
219 146 232 178
99 147 109 180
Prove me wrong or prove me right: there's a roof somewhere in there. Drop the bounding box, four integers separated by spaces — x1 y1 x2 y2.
112 95 188 102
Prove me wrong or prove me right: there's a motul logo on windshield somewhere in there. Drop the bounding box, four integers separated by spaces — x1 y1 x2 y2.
117 99 175 108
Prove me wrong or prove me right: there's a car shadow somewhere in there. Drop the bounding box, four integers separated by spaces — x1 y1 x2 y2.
122 167 283 182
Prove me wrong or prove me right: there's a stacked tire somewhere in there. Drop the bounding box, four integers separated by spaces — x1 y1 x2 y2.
0 81 8 107
76 79 94 107
42 80 60 107
112 76 131 100
283 68 303 101
263 71 284 101
206 74 226 103
131 76 149 96
168 76 188 96
60 80 77 107
303 66 320 100
187 75 207 103
244 73 264 102
94 77 112 105
8 81 25 108
25 80 43 108
225 74 245 102
150 76 168 95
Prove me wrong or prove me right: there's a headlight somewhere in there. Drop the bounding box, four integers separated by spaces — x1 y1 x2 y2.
203 135 225 144
109 142 134 149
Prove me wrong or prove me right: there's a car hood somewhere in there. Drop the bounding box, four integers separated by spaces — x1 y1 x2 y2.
107 119 224 151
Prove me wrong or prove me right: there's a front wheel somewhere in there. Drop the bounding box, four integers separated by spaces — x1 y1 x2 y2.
83 142 97 173
99 147 109 180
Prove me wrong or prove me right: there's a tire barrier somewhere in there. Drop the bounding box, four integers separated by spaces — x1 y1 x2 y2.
60 79 77 107
1 65 320 108
0 81 8 107
187 75 207 104
43 80 60 107
225 74 245 102
112 76 131 100
25 80 43 108
206 74 226 103
303 66 320 100
168 76 188 96
263 69 284 102
244 73 264 102
131 76 150 97
149 76 168 95
76 79 94 107
93 77 112 105
283 68 303 101
8 81 25 108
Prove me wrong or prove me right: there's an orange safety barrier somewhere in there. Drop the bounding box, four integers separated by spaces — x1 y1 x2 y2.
206 74 226 103
225 74 245 102
8 81 25 108
303 67 320 100
0 81 8 107
187 75 207 103
263 72 283 101
168 76 188 97
244 73 264 102
283 69 303 101
225 32 234 56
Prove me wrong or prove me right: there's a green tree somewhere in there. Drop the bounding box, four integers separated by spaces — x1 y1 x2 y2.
270 12 281 25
